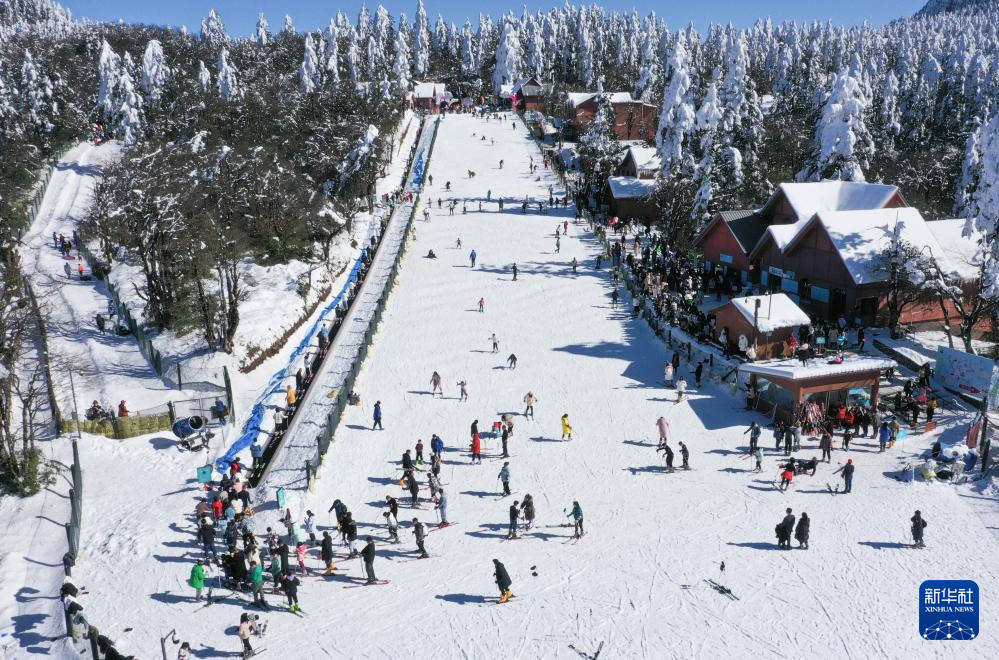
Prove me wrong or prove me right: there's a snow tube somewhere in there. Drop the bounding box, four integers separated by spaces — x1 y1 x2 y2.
172 415 206 439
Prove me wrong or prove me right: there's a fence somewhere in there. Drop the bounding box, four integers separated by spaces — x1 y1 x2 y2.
303 116 441 490
21 277 63 432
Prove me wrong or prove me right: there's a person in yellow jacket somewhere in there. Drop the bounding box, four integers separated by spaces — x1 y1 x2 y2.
560 414 573 441
286 385 297 411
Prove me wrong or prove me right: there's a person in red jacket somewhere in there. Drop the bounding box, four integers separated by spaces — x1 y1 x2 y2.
211 498 224 519
118 400 129 417
471 433 482 464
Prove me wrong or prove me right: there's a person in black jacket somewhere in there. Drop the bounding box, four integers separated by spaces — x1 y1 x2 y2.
402 450 414 471
412 519 429 558
361 538 378 583
277 541 291 576
777 508 795 549
320 531 335 574
507 501 520 539
794 513 810 549
198 520 217 560
342 513 359 556
911 511 927 548
493 559 513 602
328 499 349 543
281 573 301 612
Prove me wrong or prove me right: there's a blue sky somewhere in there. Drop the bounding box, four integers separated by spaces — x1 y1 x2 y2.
63 1 926 37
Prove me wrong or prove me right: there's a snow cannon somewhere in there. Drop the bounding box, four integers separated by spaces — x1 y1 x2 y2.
172 415 207 439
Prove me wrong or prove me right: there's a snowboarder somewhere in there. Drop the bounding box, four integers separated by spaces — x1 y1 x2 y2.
795 513 810 549
499 462 512 496
489 333 499 353
361 538 378 583
413 519 429 558
834 459 855 493
911 510 927 548
507 354 517 369
656 416 670 444
478 297 485 312
430 371 443 396
523 392 536 419
679 442 690 470
469 250 477 268
568 501 584 538
561 414 573 441
494 559 513 602
372 401 383 430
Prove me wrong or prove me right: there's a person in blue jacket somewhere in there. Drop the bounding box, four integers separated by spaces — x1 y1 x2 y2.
878 421 891 452
250 439 264 470
372 401 383 430
568 501 584 539
430 434 444 455
469 249 477 268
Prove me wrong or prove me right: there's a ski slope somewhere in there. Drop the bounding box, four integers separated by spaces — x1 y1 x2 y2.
67 114 999 658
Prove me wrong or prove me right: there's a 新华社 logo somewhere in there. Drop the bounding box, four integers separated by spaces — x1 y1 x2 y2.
919 580 978 640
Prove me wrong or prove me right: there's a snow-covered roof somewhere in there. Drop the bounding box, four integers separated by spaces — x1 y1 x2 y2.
607 176 658 199
926 219 984 282
719 294 812 333
626 146 661 173
739 355 896 382
511 77 542 94
499 84 514 96
775 181 900 221
566 91 636 107
810 207 954 285
413 82 447 99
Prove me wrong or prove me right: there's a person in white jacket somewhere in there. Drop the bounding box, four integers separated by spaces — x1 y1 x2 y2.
303 510 318 545
664 362 675 388
676 377 687 402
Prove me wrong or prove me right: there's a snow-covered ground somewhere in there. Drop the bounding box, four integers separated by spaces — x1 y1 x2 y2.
13 114 999 658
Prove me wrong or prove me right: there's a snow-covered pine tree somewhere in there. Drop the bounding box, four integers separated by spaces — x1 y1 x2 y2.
20 49 54 133
326 20 341 88
217 48 240 101
141 40 169 105
117 59 143 144
413 0 431 77
460 20 476 76
346 26 361 83
691 75 725 222
200 9 227 47
394 26 410 92
963 110 999 298
492 18 521 94
197 60 211 95
954 116 983 218
283 15 296 35
576 7 595 88
254 13 270 46
578 93 620 192
797 68 874 182
300 34 321 94
656 34 696 178
96 39 120 121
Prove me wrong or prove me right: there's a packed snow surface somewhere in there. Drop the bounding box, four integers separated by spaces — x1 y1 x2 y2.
29 114 999 658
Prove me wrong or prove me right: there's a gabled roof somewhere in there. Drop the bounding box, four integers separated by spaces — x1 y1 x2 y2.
413 82 447 99
566 91 637 107
761 181 901 222
721 210 768 253
926 219 984 282
627 146 661 172
511 77 542 94
607 176 658 199
717 294 812 333
788 207 956 286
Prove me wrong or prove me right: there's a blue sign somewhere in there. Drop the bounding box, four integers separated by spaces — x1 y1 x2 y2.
919 580 978 640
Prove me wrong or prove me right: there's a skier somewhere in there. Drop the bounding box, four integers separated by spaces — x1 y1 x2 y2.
911 510 927 548
341 514 358 557
489 333 499 353
281 572 301 612
779 462 794 492
834 459 855 493
415 439 425 464
430 371 443 396
238 612 256 658
694 361 704 388
407 469 420 505
660 442 675 471
471 430 482 464
498 462 512 496
499 159 504 169
435 489 449 526
361 537 378 584
571 257 578 274
679 442 690 470
507 354 517 369
469 250 477 268
412 519 429 558
422 208 430 223
664 362 674 388
568 501 584 538
320 531 336 574
656 416 670 444
512 263 518 280
493 559 513 603
745 421 761 453
752 446 764 472
675 377 687 402
458 380 468 401
561 414 573 441
507 501 521 538
478 297 485 313
500 423 510 458
523 392 536 419
303 510 317 544
190 559 206 601
555 236 561 253
250 560 268 609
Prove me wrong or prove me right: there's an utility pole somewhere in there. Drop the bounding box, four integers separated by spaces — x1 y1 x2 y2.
752 297 761 349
